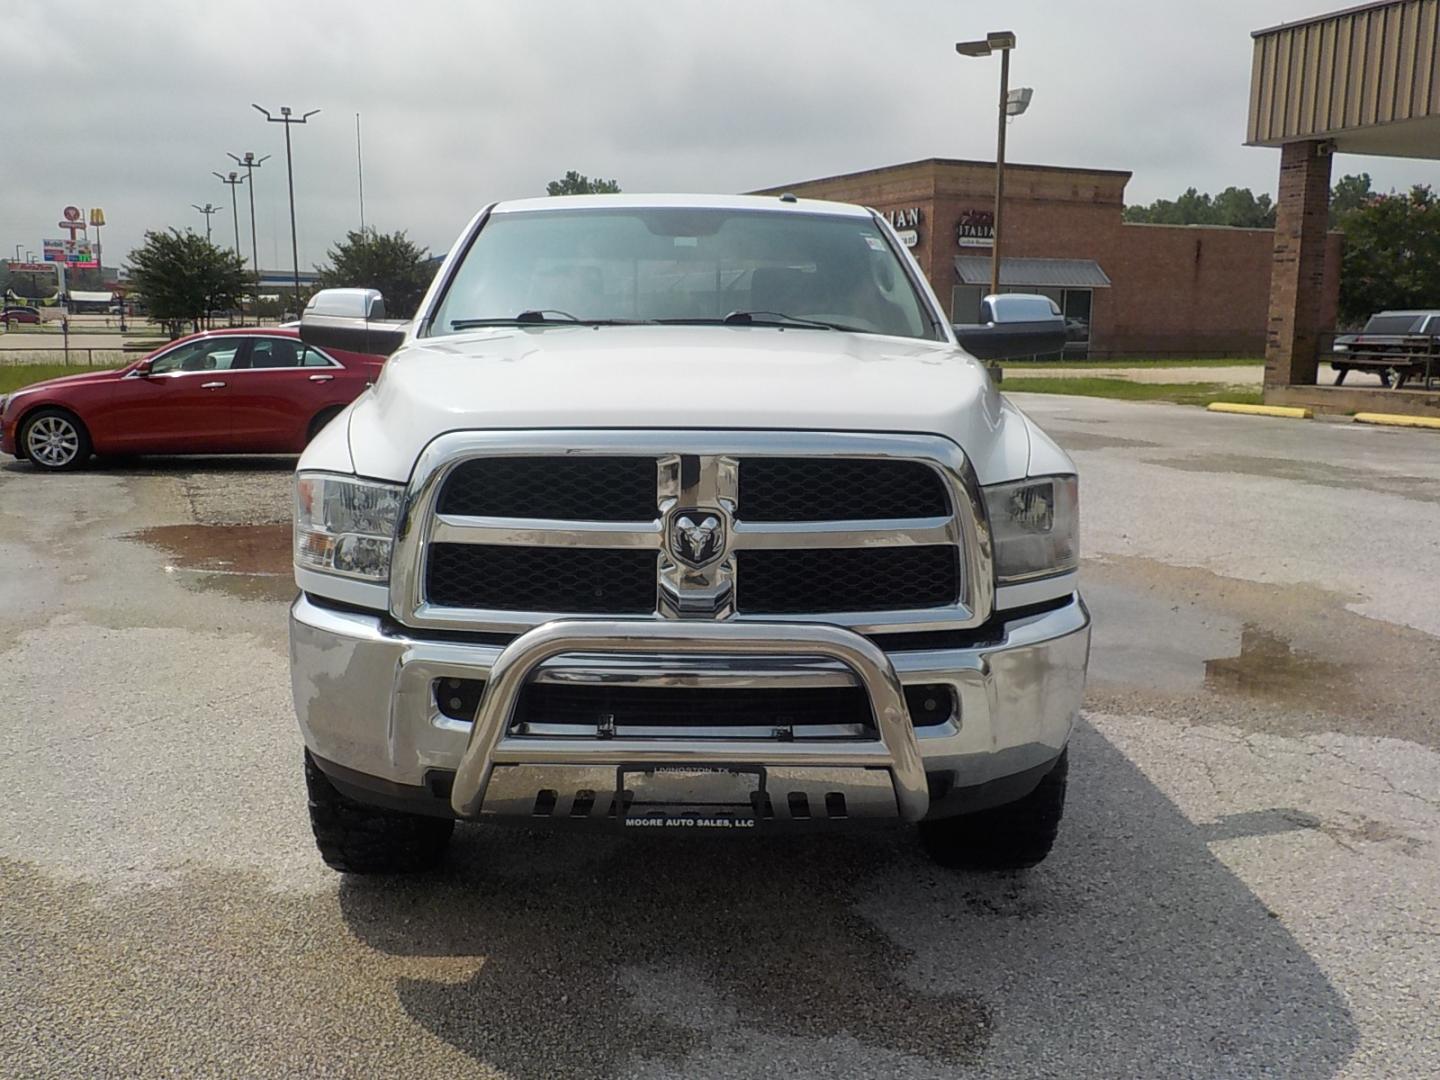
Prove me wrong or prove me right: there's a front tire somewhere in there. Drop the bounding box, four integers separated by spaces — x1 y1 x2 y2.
21 407 92 471
919 751 1068 870
305 752 454 874
306 406 344 445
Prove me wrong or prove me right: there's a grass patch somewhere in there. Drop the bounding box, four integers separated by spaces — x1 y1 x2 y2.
0 364 120 393
1003 377 1264 408
1015 357 1264 369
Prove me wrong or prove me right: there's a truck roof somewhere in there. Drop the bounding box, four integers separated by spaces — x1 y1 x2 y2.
490 192 875 217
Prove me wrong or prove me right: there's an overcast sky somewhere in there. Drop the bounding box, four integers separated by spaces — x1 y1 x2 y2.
5 0 1439 272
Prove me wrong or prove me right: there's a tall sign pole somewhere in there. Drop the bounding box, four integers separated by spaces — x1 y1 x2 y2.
253 104 320 314
991 45 1010 297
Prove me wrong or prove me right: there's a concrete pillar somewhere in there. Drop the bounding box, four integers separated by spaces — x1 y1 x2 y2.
1264 140 1333 389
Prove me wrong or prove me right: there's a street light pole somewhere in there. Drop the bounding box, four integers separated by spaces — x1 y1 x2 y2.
191 202 221 242
253 103 320 316
956 31 1022 298
213 172 246 257
228 151 270 281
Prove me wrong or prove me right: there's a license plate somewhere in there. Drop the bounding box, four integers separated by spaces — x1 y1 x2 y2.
616 765 764 830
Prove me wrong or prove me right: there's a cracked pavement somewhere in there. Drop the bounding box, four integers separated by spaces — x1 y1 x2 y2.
1 396 1437 1078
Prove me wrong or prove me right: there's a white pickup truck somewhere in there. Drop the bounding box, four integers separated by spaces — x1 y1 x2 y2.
291 194 1090 874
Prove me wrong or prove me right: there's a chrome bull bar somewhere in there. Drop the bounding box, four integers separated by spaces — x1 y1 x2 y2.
449 620 930 823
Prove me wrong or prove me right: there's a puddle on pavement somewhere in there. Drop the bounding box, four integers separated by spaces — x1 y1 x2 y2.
1140 453 1440 505
126 524 295 603
1083 555 1439 746
1203 625 1352 704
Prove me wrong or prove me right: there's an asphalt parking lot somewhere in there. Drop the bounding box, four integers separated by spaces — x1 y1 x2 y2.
2 395 1437 1079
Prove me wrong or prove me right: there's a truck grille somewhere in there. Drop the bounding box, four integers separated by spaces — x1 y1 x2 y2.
439 456 657 521
403 433 983 632
735 547 958 613
512 684 874 735
427 544 656 613
737 458 948 521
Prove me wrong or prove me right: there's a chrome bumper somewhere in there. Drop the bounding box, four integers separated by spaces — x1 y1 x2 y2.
290 594 1090 823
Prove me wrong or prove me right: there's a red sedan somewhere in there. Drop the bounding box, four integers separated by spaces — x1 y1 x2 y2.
1 327 386 470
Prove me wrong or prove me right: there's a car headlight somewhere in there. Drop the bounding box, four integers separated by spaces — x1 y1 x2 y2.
984 475 1078 584
295 472 403 581
1333 343 1349 352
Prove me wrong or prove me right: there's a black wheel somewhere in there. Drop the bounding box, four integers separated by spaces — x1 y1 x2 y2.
307 406 344 444
21 407 92 471
919 751 1068 871
305 752 454 874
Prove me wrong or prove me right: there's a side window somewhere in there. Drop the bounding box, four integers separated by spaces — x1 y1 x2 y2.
248 338 302 369
149 339 242 375
300 346 336 368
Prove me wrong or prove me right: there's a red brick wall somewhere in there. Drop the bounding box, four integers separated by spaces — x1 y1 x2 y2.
756 158 1342 358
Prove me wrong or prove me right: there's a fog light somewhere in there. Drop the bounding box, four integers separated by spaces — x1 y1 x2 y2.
904 684 957 727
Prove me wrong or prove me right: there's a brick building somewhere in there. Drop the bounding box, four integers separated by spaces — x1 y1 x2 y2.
755 158 1341 358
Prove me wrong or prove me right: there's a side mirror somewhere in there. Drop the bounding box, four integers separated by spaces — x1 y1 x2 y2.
299 288 409 358
132 358 153 376
953 293 1067 362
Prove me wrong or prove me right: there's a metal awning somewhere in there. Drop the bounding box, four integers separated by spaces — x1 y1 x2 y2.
954 256 1111 289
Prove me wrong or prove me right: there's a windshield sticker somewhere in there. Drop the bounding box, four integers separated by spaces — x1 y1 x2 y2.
863 235 885 251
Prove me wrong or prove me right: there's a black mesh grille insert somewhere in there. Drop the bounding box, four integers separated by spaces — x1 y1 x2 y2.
736 546 958 613
514 684 872 732
738 458 949 521
426 544 656 613
438 457 657 520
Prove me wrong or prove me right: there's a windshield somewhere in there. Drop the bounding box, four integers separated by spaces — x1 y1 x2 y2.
1361 313 1427 334
428 207 939 340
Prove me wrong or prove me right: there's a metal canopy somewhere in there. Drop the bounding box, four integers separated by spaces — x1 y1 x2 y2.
953 256 1111 289
1248 0 1440 159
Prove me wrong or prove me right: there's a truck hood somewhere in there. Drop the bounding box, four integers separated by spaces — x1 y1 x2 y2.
344 325 1035 484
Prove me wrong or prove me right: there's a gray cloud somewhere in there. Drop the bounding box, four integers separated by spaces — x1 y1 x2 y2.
4 0 1439 272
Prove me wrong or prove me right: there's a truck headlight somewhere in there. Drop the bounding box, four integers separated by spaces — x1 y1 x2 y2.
984 475 1078 584
295 472 403 581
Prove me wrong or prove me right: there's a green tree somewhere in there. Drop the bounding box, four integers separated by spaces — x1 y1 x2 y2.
546 170 621 196
315 227 435 319
1124 186 1276 227
126 229 248 337
1335 184 1440 324
1329 172 1374 222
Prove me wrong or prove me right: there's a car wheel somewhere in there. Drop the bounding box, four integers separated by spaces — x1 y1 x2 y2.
918 751 1068 871
307 406 344 445
21 408 92 471
304 752 454 874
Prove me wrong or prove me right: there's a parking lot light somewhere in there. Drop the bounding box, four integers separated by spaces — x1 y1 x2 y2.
956 30 1019 297
228 151 270 284
213 172 246 259
253 103 320 317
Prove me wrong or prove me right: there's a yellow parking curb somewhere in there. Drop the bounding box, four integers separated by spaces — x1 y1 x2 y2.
1207 402 1313 419
1353 412 1440 430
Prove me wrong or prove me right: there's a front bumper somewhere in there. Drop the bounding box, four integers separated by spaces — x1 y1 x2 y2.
291 593 1090 823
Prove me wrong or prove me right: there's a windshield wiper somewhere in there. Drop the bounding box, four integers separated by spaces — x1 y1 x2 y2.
658 311 861 332
451 309 653 330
